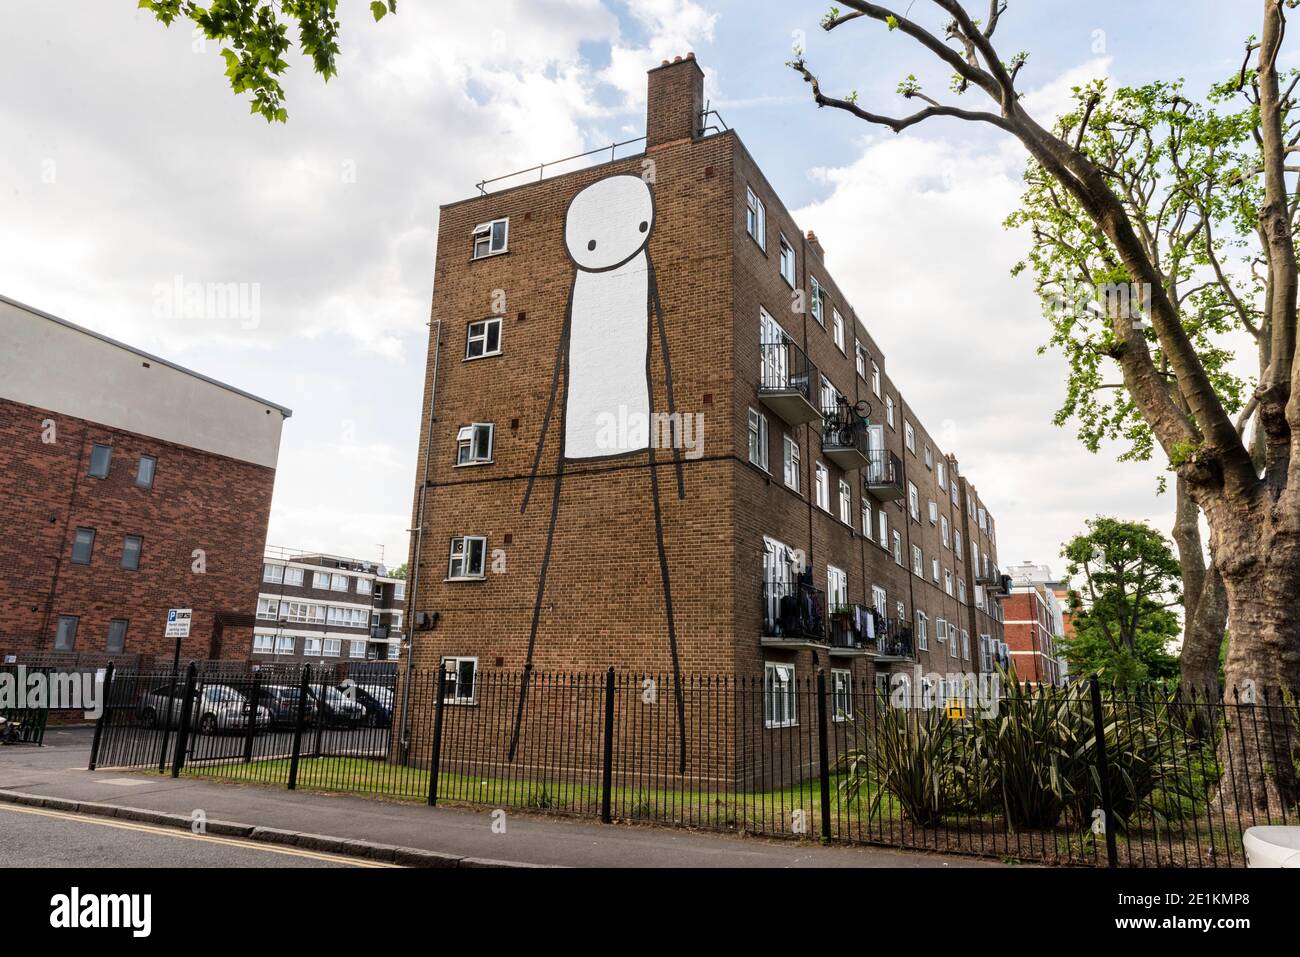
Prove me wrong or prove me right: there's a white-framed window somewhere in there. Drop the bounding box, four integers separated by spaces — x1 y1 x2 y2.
746 187 766 250
972 539 980 566
860 498 872 536
442 656 479 703
275 635 294 654
285 602 326 624
815 462 830 511
331 573 350 593
256 598 280 621
394 581 406 601
886 395 895 428
312 571 330 590
304 637 322 657
872 584 888 612
388 642 400 660
457 423 494 465
941 515 950 547
937 461 947 489
783 435 800 491
327 606 367 628
253 634 273 654
896 599 907 622
952 480 960 506
949 624 959 658
911 545 923 577
980 634 993 671
832 309 845 352
978 507 988 531
916 612 929 650
779 234 796 286
961 629 971 659
448 536 487 580
472 217 508 259
945 569 954 596
838 479 852 524
764 663 797 729
855 342 867 379
908 482 920 521
928 500 938 525
892 530 903 566
323 639 342 657
937 618 947 644
955 529 963 554
810 277 824 325
831 668 853 722
466 317 502 359
827 565 848 611
878 510 889 550
262 563 284 584
924 444 933 469
819 375 836 413
905 422 916 453
748 408 769 471
349 640 367 659
871 362 881 397
932 558 940 583
284 566 304 587
356 577 372 596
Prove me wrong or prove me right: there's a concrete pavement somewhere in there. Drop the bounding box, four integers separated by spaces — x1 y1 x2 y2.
0 726 1003 868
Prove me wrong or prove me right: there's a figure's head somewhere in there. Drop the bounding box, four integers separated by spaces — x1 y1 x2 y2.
564 174 654 271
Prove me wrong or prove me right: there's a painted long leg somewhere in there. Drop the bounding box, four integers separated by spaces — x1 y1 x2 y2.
507 451 565 763
647 441 687 774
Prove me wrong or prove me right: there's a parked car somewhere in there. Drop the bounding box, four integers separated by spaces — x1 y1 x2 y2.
255 685 318 729
346 683 394 728
139 683 271 734
307 685 366 727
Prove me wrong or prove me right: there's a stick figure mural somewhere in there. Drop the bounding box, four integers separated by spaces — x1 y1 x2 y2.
509 172 688 771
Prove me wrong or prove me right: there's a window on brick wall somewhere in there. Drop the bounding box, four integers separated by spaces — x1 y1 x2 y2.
886 395 895 428
832 309 845 353
815 462 830 511
779 234 796 287
838 479 852 525
121 535 143 571
456 423 494 465
783 435 800 492
55 616 78 651
465 317 502 359
912 545 923 577
106 619 128 655
941 515 950 547
748 408 769 471
908 482 920 521
764 662 796 729
471 218 508 259
861 497 872 536
855 342 867 379
448 536 487 580
892 530 903 566
871 362 881 398
831 668 853 722
810 277 824 324
136 455 156 489
71 527 95 565
443 657 479 703
916 612 929 650
275 635 294 654
263 563 284 584
746 187 766 250
88 443 111 479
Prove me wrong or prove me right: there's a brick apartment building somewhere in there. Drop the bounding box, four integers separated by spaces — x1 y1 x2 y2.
0 295 290 665
403 55 1008 758
1002 562 1068 685
253 548 405 665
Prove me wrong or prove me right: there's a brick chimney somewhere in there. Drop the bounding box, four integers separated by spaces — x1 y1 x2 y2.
646 53 704 149
805 230 824 259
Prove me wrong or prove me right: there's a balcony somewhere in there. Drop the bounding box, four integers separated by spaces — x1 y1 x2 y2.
820 403 872 471
758 341 821 426
761 580 827 647
975 563 1000 585
874 619 916 662
864 450 905 501
828 603 875 654
370 624 390 640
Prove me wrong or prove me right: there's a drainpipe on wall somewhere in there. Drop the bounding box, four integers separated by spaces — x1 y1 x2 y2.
399 318 441 761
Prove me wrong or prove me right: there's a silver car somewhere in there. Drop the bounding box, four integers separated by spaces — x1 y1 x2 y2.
139 682 271 734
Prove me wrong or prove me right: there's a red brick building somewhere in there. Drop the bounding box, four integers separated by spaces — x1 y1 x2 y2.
0 295 290 666
1001 563 1067 685
403 55 1008 749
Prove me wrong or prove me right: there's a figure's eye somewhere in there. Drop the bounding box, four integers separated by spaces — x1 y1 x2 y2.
639 221 649 233
587 240 597 251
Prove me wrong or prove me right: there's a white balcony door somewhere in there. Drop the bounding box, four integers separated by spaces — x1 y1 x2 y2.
760 309 787 389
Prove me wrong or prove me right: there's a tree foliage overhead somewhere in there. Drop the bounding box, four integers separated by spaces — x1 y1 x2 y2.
139 0 397 122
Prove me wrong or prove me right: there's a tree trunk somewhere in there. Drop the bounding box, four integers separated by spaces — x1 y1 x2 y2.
1208 494 1300 820
1172 476 1227 695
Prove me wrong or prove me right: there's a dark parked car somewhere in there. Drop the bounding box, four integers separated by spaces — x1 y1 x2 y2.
345 683 393 728
256 685 318 729
307 685 366 727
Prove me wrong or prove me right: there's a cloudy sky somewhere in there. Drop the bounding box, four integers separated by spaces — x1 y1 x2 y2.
0 0 1264 579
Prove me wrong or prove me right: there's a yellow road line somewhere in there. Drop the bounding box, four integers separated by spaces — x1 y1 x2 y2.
0 803 400 867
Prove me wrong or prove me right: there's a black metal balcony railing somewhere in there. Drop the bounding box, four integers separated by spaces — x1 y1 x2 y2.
821 404 872 467
761 580 826 643
757 341 822 426
864 449 905 499
875 618 915 660
975 563 999 585
370 624 390 640
828 603 872 650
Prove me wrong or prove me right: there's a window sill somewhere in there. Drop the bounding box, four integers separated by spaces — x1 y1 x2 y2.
444 576 486 583
454 459 495 468
463 351 502 363
470 249 509 263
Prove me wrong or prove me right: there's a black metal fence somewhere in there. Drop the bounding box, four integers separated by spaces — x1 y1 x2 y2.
88 664 1299 867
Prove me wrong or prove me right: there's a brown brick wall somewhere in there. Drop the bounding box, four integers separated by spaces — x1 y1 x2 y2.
0 396 275 662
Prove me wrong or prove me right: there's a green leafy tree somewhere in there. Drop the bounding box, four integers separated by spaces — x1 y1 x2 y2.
791 0 1300 813
139 0 397 122
387 562 407 580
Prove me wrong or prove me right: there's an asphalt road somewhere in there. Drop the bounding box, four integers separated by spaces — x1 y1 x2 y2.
0 803 394 868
